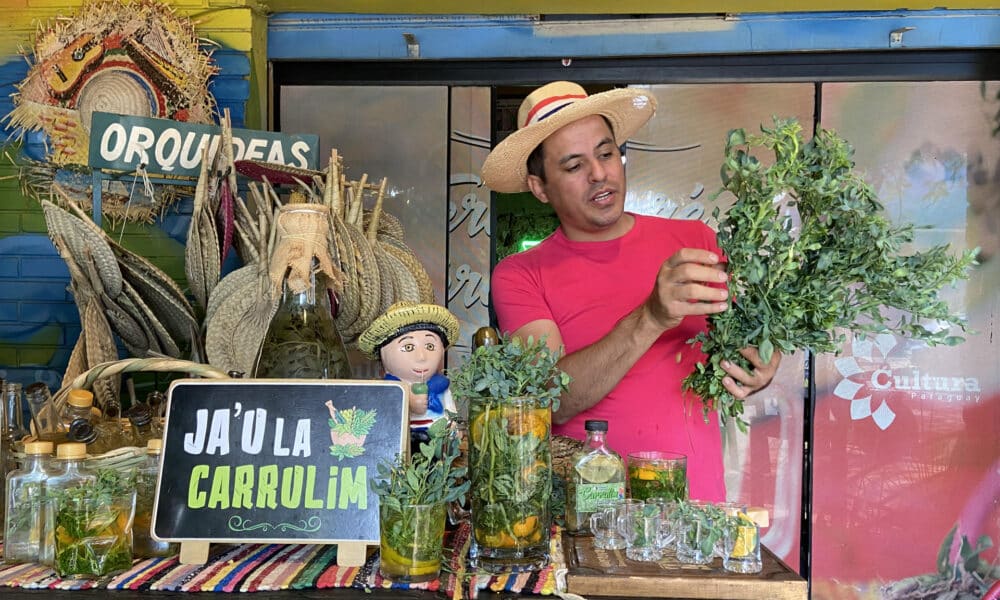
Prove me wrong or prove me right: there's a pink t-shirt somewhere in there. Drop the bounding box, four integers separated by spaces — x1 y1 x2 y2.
491 213 725 501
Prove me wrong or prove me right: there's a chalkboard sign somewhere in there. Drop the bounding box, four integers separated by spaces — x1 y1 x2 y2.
152 379 406 545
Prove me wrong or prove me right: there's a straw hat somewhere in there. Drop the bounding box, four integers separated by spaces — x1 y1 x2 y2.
481 81 657 193
357 301 460 360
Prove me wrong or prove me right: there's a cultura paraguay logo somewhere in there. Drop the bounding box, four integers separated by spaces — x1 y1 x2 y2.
833 333 982 431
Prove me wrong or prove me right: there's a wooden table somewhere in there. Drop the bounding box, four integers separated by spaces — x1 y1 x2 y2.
563 532 807 599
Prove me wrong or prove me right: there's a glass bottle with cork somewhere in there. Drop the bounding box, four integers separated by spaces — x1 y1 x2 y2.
62 389 128 455
42 442 97 566
4 440 55 564
254 203 353 379
565 420 625 535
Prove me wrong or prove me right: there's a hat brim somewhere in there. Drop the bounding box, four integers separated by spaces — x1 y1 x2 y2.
481 88 657 193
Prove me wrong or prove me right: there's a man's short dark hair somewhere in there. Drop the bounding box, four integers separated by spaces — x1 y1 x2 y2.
525 115 616 184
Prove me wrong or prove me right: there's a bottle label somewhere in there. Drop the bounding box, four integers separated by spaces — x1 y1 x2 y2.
575 482 625 513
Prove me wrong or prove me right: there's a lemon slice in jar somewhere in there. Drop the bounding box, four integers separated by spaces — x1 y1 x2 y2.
576 454 620 484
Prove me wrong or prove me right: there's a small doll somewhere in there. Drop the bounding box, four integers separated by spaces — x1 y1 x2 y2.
358 302 460 453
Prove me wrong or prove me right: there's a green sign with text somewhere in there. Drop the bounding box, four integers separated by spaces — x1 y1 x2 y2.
88 111 319 178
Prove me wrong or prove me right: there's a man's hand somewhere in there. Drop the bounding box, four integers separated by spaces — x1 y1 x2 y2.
720 346 782 400
644 248 730 331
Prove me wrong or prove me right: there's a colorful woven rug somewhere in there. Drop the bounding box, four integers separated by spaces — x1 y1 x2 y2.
0 523 567 599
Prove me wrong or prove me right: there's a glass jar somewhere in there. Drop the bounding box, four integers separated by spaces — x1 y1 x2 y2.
378 501 446 583
4 440 55 564
254 204 353 379
468 396 551 571
565 420 625 535
133 439 176 558
254 265 353 379
627 450 688 502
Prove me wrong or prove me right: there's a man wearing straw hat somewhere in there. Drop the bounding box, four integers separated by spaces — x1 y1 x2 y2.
482 82 781 501
358 301 460 453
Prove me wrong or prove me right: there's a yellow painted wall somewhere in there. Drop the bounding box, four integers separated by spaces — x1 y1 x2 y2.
260 0 999 13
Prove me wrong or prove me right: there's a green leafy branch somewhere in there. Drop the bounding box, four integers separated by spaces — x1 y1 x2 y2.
882 526 997 599
683 118 978 430
448 334 570 411
371 418 470 510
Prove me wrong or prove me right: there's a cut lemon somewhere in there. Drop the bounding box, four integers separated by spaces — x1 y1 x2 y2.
576 455 621 484
730 524 757 558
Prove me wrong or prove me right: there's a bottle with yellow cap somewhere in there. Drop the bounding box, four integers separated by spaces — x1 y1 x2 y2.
60 389 99 450
61 389 128 455
133 438 177 558
4 440 55 564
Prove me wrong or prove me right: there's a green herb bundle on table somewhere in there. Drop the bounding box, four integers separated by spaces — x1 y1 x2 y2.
449 334 570 571
684 118 978 429
371 419 469 583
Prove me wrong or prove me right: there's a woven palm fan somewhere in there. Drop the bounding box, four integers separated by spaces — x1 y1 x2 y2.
56 192 198 353
185 144 221 312
235 160 324 186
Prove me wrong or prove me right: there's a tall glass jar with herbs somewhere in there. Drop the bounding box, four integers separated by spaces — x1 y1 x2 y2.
4 440 55 564
451 336 570 572
254 204 353 379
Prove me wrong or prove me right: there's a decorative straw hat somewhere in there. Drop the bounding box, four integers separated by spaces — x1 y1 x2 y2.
358 301 460 360
481 81 657 193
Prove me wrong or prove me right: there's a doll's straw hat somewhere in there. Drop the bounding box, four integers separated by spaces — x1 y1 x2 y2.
481 81 657 193
358 301 460 360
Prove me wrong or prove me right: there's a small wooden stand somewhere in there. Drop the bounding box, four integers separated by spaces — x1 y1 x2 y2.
563 532 806 599
179 541 210 565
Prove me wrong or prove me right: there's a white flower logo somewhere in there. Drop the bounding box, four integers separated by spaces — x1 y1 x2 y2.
832 333 899 430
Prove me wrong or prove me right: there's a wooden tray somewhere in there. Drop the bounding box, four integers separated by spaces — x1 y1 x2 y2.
563 532 807 599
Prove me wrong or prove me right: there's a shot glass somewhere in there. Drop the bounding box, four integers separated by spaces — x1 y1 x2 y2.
645 496 679 550
723 517 762 573
589 499 627 550
621 503 663 562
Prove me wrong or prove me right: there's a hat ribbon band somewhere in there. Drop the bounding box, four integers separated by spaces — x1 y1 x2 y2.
522 93 587 128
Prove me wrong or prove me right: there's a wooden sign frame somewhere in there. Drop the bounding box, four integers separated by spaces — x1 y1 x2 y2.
151 379 407 566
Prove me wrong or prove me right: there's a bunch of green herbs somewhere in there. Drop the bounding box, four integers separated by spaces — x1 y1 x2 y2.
371 419 470 557
673 500 738 560
684 118 978 430
448 334 569 411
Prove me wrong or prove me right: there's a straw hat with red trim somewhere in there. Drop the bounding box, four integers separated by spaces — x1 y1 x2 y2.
481 81 657 193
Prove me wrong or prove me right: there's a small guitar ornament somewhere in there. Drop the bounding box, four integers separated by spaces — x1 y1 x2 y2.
43 33 104 97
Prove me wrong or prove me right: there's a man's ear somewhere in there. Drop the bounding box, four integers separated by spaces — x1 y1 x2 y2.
526 174 550 205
